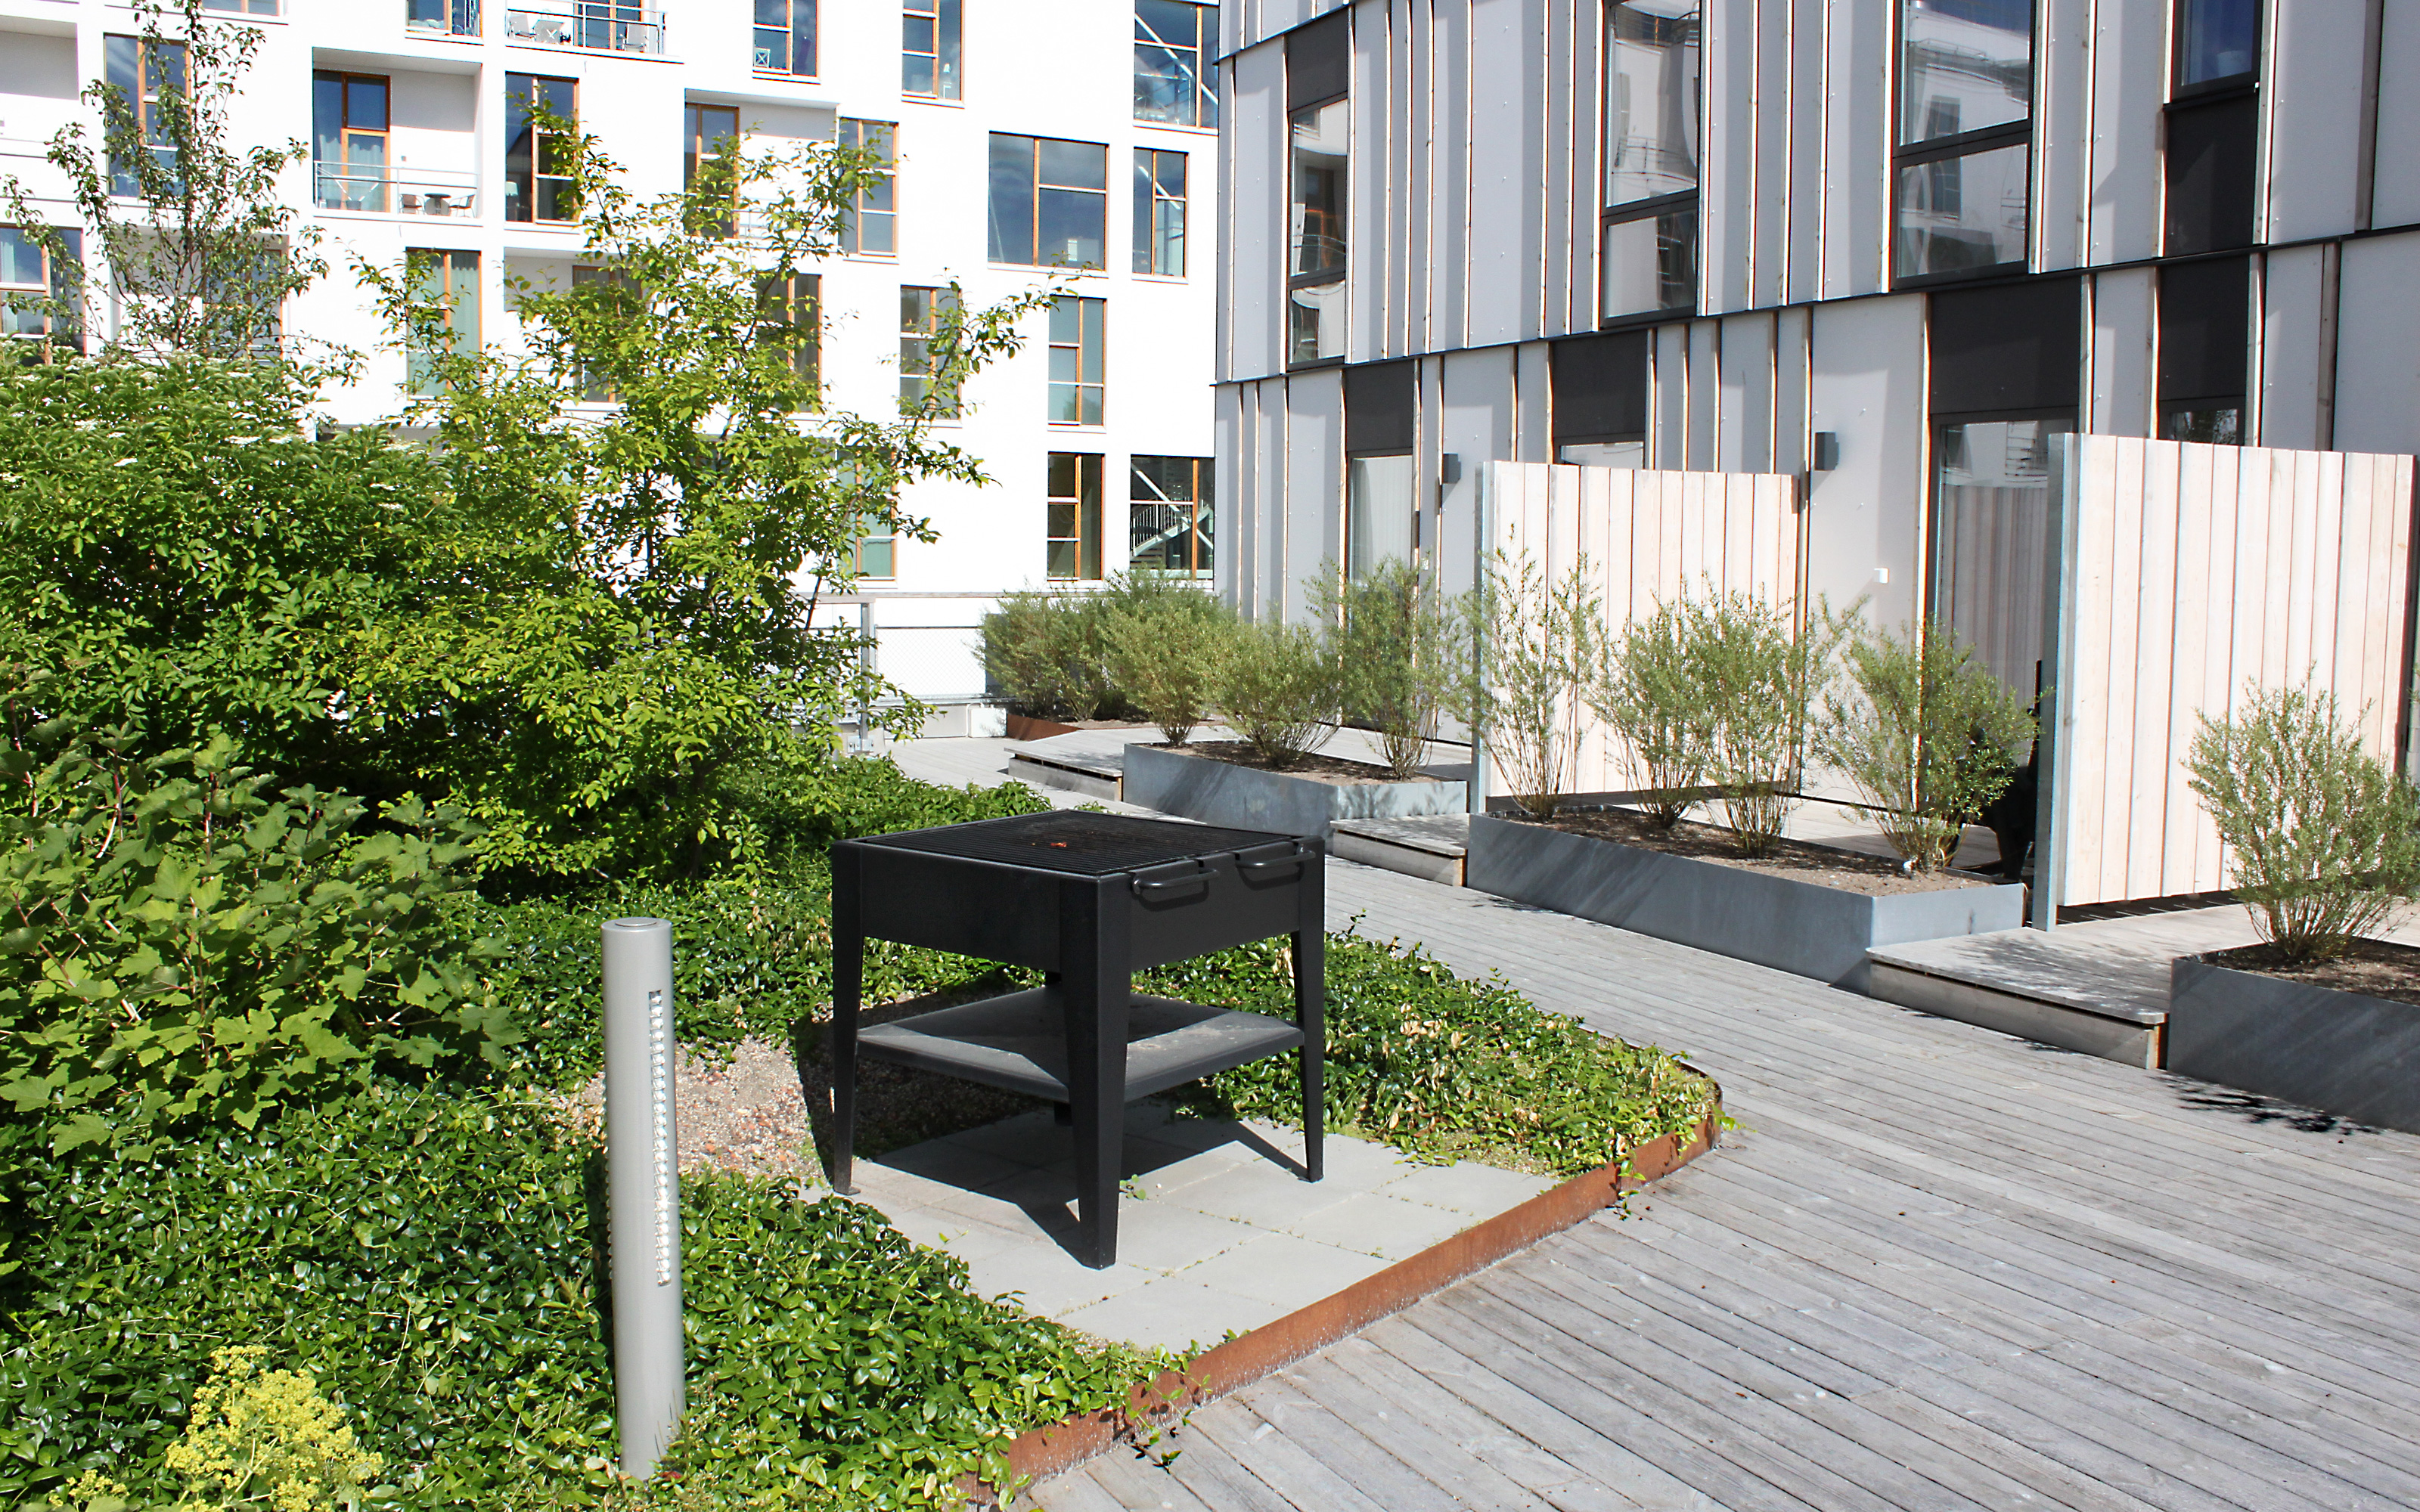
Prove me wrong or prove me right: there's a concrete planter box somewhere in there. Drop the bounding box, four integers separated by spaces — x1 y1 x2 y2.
1122 744 1466 838
2169 955 2420 1134
1465 814 2024 991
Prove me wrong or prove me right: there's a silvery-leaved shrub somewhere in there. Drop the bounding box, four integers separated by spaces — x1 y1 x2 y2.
2187 682 2420 962
1454 550 1612 820
1218 617 1339 770
1317 558 1467 781
1100 573 1235 745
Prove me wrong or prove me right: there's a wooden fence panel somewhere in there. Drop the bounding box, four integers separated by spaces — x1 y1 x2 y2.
2048 435 2417 909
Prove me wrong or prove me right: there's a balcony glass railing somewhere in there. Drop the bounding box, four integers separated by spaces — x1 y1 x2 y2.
313 163 481 218
407 0 482 36
505 2 663 54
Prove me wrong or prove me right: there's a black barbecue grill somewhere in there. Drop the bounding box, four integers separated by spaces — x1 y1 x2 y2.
829 811 1325 1268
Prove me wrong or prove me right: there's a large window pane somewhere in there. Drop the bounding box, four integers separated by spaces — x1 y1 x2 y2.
1346 455 1419 578
992 135 1106 268
1047 452 1104 581
754 0 814 74
1289 99 1348 277
1899 0 2033 145
506 74 578 224
839 119 896 254
2176 0 2257 89
1894 141 2028 276
1047 295 1105 426
1133 148 1187 275
1130 455 1212 577
1931 416 2068 698
406 248 478 395
1134 1 1215 128
1604 2 1699 206
1289 281 1345 365
904 0 961 100
1599 206 1696 318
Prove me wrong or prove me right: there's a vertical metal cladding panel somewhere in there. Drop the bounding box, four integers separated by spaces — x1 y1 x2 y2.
1807 293 1925 634
1347 0 1388 364
2086 0 2165 265
1542 0 1578 338
1722 311 1778 473
1429 358 1485 597
1464 0 1538 348
1559 0 1602 336
1432 0 1472 352
1443 348 1519 580
1652 324 1689 466
2035 0 2093 271
2087 265 2155 439
1283 369 1344 621
1752 0 1793 309
1773 303 1812 475
1256 378 1292 616
1704 0 1757 313
1217 383 1247 611
1516 339 1552 461
2333 231 2420 457
2373 2 2420 228
1786 0 1829 308
1686 320 1721 470
1404 0 1433 357
1228 42 1286 383
2264 0 2369 243
1384 0 1416 358
1822 0 1889 296
2258 246 2329 452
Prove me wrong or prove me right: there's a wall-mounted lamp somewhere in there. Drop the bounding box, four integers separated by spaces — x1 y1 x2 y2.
1439 452 1463 486
1811 432 1841 472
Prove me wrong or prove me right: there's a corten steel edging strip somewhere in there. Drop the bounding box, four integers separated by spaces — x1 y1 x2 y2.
967 1091 1723 1504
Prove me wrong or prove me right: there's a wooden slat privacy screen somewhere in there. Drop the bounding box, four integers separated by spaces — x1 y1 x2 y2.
2043 437 2418 910
1482 462 1802 798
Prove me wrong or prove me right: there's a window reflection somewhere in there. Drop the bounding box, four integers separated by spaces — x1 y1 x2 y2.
1895 141 2028 277
2176 0 2257 89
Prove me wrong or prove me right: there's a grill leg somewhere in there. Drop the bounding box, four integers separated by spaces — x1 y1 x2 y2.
1061 878 1130 1269
830 847 862 1196
1295 840 1326 1184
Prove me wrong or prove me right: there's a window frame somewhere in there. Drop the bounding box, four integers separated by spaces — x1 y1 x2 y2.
406 0 481 37
1047 295 1106 427
1128 454 1213 578
1890 0 2037 290
103 35 186 197
1598 1 1702 327
839 119 898 256
1286 94 1348 368
0 227 82 355
753 0 817 77
752 271 820 405
312 71 392 213
1132 147 1187 277
988 133 1109 270
406 246 479 395
2171 0 2260 101
682 103 738 192
902 0 963 101
505 73 579 225
898 283 960 417
1047 451 1106 583
1134 1 1218 129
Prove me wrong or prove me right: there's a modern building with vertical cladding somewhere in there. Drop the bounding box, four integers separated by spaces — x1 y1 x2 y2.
1212 0 2420 636
0 0 1224 713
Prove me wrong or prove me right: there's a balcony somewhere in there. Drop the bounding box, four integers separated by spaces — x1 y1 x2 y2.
313 163 481 218
406 0 482 36
504 2 664 54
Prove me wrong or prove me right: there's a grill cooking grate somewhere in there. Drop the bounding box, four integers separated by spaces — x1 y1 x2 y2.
858 810 1292 875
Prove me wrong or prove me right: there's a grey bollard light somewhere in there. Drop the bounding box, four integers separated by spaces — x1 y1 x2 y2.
601 917 683 1479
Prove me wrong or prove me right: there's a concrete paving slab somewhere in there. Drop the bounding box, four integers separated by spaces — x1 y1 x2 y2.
1277 1189 1481 1259
1056 1281 1288 1355
1375 1160 1556 1217
1171 1232 1395 1311
1166 1157 1374 1228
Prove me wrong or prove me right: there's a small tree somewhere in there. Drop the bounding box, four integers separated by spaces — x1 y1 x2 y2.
2 0 330 367
982 587 1117 721
1220 618 1339 770
2187 683 2420 962
1317 558 1466 780
1593 596 1711 827
1687 590 1848 857
1102 576 1233 745
1457 551 1612 820
1820 617 2033 870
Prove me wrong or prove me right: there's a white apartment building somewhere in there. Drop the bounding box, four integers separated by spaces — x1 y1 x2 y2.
0 0 1223 714
1212 0 2420 646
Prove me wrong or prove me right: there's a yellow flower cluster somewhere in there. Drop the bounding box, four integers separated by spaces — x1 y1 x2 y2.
161 1346 386 1512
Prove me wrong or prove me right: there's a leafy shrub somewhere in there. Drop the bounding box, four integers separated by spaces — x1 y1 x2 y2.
1102 579 1234 745
1217 618 1339 770
1318 560 1466 781
980 589 1118 721
1820 617 2032 871
0 1088 1160 1508
0 722 513 1157
1143 930 1717 1176
1593 598 1711 827
1684 590 1846 857
2187 683 2420 962
162 1347 386 1512
1454 551 1612 820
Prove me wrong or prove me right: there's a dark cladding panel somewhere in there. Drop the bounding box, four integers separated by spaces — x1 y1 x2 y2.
2158 256 2251 403
2165 95 2258 256
1928 277 2082 417
1344 358 1416 454
1286 11 1351 110
1551 330 1651 443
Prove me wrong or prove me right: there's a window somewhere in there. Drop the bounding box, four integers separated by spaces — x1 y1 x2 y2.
1048 296 1105 426
752 273 819 398
754 0 815 76
903 0 961 100
1286 13 1350 366
505 75 578 224
203 0 280 17
2164 0 2257 257
1 228 81 356
1894 0 2034 284
1047 452 1106 581
988 135 1108 268
839 119 897 255
103 36 185 197
1134 2 1217 128
1343 361 1416 575
855 516 897 579
407 248 478 395
1130 456 1212 577
407 0 481 37
1551 330 1649 465
1133 148 1187 276
683 104 737 191
2158 256 2248 444
2176 0 2257 93
312 73 389 212
898 284 960 416
570 264 640 401
1599 2 1699 321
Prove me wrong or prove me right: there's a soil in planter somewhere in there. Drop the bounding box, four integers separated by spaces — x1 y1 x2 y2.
1537 807 1996 897
2205 937 2420 1011
1165 739 1435 786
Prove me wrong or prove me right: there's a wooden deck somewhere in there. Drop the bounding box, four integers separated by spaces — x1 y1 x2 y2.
1024 860 2420 1511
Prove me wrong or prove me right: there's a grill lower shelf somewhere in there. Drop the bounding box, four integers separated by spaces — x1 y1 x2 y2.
857 988 1306 1103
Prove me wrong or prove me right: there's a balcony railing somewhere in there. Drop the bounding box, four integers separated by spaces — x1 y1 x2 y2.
313 163 481 218
505 2 663 54
407 0 481 36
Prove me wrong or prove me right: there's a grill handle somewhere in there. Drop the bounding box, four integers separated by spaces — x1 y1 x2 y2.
1130 859 1212 900
1235 840 1310 881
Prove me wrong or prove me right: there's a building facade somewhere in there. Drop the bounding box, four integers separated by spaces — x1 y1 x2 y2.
1212 0 2420 639
0 0 1224 709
